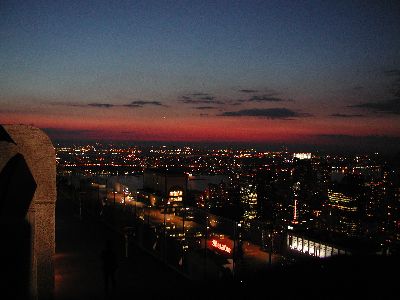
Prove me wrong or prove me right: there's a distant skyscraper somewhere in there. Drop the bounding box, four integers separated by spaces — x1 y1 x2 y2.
205 181 229 209
324 190 359 236
256 168 277 222
240 175 258 222
290 157 321 226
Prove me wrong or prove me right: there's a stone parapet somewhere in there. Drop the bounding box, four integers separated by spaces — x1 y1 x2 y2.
0 125 56 300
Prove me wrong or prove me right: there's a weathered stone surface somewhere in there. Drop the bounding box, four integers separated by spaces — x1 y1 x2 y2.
0 141 18 171
0 125 56 299
4 125 56 205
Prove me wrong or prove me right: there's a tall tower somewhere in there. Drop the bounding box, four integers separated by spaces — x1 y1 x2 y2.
240 175 258 223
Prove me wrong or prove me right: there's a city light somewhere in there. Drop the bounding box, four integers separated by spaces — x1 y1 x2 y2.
210 239 232 254
55 142 400 268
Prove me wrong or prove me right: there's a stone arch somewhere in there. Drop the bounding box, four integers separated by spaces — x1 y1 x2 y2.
0 125 56 299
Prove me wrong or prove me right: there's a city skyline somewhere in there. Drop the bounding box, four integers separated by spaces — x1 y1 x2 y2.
1 1 400 151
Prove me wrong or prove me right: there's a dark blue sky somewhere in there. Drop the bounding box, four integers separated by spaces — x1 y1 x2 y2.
1 0 400 151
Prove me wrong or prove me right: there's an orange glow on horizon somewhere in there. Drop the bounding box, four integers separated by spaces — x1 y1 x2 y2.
1 110 399 143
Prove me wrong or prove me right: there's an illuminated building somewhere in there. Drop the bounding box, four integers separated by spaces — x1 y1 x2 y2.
292 182 300 224
205 181 229 209
168 189 183 205
287 233 349 258
240 177 258 222
386 168 400 245
391 184 400 242
361 180 386 239
328 191 357 211
287 231 383 258
143 168 188 207
293 153 311 160
290 157 322 227
324 190 359 236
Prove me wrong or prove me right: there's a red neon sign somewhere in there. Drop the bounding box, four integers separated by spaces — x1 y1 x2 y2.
211 239 232 254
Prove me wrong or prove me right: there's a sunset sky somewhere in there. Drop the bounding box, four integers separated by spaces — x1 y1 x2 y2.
1 1 400 151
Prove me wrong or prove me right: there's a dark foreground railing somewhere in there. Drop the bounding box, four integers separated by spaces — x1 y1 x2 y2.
57 175 400 298
67 178 283 282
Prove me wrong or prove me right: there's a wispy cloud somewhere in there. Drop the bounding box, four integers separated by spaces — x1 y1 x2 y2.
350 99 400 115
330 113 364 118
349 69 400 115
50 102 86 107
180 89 292 107
88 103 115 108
239 89 259 93
180 92 223 105
182 99 224 105
200 96 215 101
247 95 285 102
224 100 243 106
123 100 167 107
51 100 167 109
190 92 210 97
219 108 310 119
193 106 218 110
236 87 292 103
180 92 222 105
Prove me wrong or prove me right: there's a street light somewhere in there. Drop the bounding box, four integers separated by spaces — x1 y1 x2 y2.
135 191 139 221
182 206 186 238
268 232 273 266
97 178 100 207
113 187 116 206
79 191 85 220
204 213 209 279
163 197 168 262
